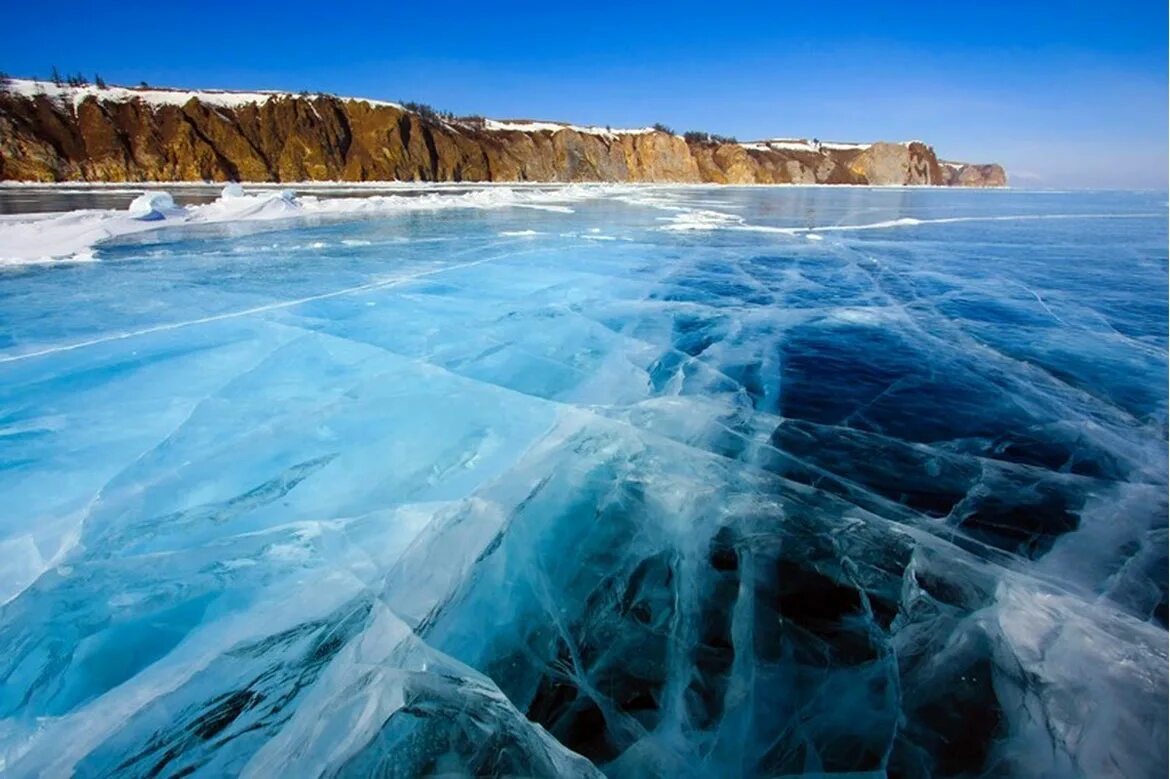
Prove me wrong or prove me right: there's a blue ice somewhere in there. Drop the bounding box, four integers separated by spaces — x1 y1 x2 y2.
0 186 1165 778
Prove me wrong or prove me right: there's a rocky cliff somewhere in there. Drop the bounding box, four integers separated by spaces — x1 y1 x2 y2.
0 80 1006 186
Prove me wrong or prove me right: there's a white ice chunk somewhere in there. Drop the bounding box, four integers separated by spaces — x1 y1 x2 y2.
127 191 182 221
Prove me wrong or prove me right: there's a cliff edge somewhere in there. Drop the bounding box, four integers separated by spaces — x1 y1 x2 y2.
0 80 1006 186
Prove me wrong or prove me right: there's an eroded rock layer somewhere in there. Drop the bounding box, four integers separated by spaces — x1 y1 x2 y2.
0 86 1006 186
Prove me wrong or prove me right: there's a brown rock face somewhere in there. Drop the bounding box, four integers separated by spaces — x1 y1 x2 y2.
940 161 1009 188
0 88 1005 186
847 142 945 185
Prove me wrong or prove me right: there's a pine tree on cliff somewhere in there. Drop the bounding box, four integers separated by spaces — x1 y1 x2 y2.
51 66 62 86
95 74 106 89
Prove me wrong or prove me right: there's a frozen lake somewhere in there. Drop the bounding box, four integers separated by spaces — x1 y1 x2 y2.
0 184 1166 777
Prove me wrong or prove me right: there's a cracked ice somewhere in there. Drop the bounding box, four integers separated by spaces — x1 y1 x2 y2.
0 185 1166 778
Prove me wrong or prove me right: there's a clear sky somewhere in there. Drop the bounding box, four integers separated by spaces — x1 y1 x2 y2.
4 1 1166 187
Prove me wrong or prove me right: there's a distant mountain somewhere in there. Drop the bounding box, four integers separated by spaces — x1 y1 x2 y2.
0 79 1006 186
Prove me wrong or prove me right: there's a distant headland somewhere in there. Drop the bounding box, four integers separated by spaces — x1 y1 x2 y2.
0 76 1006 186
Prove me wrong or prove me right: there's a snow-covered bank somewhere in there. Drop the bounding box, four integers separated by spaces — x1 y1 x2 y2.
0 184 621 265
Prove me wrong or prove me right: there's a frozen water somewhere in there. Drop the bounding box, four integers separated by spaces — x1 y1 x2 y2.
126 191 183 221
0 186 1166 778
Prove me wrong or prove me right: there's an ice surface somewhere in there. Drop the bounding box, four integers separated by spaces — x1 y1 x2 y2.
0 186 1166 778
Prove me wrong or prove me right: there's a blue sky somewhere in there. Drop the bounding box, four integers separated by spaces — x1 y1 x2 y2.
5 1 1166 187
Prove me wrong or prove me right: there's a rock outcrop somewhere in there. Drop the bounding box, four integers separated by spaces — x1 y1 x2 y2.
939 161 1009 188
0 81 1006 186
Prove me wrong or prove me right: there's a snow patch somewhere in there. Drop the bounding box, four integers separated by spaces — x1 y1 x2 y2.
740 138 872 153
483 119 656 138
658 209 748 232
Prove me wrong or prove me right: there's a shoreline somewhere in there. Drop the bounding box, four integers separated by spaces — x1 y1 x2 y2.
4 180 1163 194
1 180 1042 191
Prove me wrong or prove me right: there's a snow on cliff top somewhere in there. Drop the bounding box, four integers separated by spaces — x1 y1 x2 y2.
482 119 656 137
2 78 401 110
740 139 872 153
1 79 656 136
0 80 940 148
739 139 932 153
